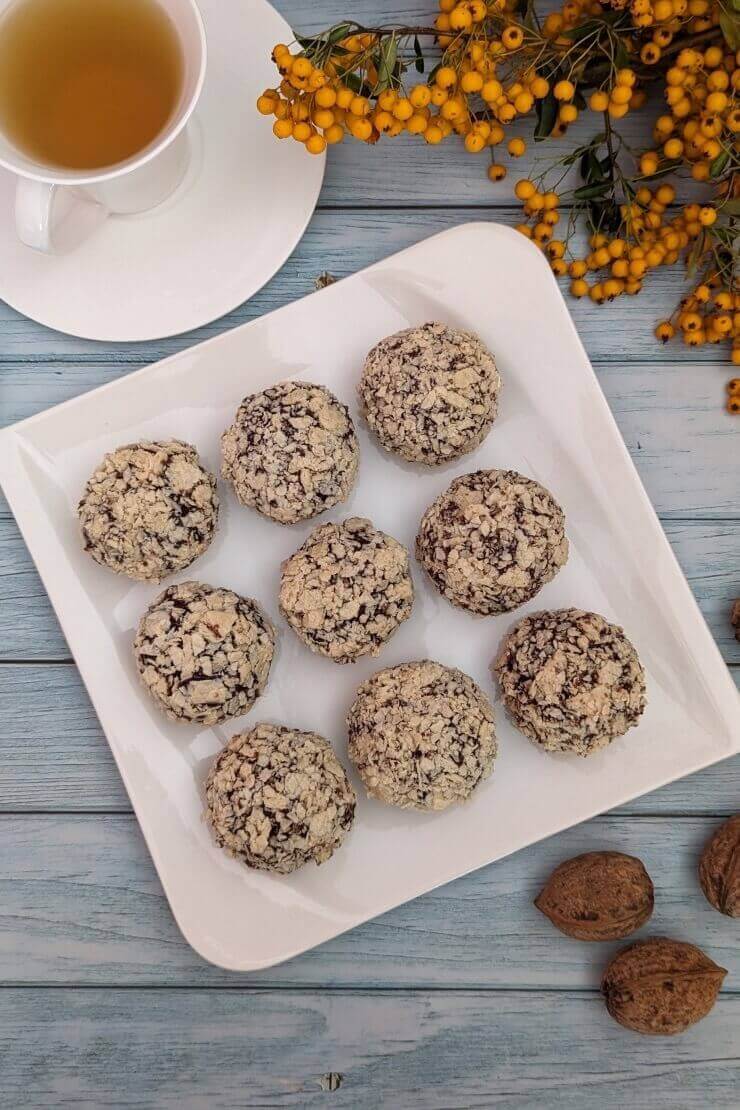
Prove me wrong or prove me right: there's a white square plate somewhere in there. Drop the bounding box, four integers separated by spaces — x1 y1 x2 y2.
1 223 738 971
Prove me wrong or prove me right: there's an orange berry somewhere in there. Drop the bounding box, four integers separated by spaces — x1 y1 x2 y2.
515 179 537 200
406 113 429 135
306 133 326 155
324 123 344 145
349 96 370 117
461 71 484 94
315 86 337 108
554 79 575 100
291 57 312 80
409 84 432 109
312 108 335 130
435 66 457 90
465 132 486 153
502 26 525 50
393 98 414 122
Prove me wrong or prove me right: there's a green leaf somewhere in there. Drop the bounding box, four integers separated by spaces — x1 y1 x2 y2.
685 234 706 280
413 35 424 74
560 20 599 40
581 149 605 182
326 22 354 44
720 9 740 49
614 40 630 71
581 61 614 86
594 151 610 180
721 199 740 216
374 34 398 93
523 0 538 29
591 199 622 234
343 71 372 96
710 150 730 178
534 91 558 141
574 182 612 199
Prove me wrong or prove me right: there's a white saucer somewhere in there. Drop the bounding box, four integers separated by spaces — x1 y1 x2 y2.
0 0 325 342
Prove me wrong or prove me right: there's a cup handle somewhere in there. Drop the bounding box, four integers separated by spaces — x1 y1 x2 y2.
15 178 107 253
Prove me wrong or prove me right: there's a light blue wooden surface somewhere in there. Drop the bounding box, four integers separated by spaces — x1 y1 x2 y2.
0 1 738 1105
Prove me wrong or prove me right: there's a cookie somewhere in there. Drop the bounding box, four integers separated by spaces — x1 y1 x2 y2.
133 580 275 725
205 723 356 874
221 381 359 524
358 322 500 465
495 608 647 756
279 517 414 664
416 469 568 615
347 660 497 810
78 440 218 581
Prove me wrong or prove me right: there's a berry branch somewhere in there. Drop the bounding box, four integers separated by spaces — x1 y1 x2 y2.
256 1 740 410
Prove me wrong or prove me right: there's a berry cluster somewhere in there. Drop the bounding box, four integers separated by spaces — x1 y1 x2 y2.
641 45 739 182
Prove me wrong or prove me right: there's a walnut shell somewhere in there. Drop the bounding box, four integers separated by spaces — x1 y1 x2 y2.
535 851 654 940
699 814 740 917
601 937 727 1035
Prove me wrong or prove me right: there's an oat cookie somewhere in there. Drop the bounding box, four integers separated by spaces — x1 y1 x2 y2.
279 517 414 664
133 580 275 725
205 724 356 874
78 440 218 581
221 381 359 524
416 469 568 615
358 322 500 465
495 608 646 756
347 660 497 810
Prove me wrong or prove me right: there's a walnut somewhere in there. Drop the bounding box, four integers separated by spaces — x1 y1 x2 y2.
535 852 654 940
732 599 740 642
601 937 727 1035
699 814 740 917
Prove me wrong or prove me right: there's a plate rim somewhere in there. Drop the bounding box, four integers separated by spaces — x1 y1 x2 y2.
1 221 738 972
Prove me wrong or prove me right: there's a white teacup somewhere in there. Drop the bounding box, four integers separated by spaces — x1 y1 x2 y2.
0 0 206 254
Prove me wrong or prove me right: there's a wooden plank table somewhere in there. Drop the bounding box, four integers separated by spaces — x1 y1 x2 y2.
0 2 737 1104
